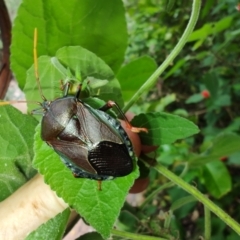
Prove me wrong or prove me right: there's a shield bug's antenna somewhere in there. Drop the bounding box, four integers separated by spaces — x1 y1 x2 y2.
34 28 47 101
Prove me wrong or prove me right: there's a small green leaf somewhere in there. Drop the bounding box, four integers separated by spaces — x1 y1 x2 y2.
164 58 186 80
185 93 203 104
116 56 157 101
117 211 139 232
33 125 139 238
190 133 240 166
210 133 240 156
56 46 124 106
188 16 233 42
131 112 199 145
203 161 232 199
170 195 197 212
214 95 231 107
11 0 128 88
0 106 38 201
26 209 70 240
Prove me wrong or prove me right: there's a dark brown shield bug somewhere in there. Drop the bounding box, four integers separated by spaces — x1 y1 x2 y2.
40 82 141 182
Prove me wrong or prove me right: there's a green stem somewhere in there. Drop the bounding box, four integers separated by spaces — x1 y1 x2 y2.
111 229 169 240
204 205 211 240
123 0 201 112
151 163 240 236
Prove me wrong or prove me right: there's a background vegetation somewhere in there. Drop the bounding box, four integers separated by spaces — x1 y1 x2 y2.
0 0 240 239
123 1 240 239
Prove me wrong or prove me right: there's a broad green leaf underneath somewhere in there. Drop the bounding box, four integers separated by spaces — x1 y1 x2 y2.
33 124 139 239
0 106 38 201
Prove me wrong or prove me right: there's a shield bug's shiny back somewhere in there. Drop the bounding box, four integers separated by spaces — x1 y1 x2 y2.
40 91 135 181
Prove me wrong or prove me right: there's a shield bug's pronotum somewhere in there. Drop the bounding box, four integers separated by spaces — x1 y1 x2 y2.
2 28 148 190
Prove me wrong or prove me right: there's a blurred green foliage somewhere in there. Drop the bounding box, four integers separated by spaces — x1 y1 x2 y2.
119 0 240 239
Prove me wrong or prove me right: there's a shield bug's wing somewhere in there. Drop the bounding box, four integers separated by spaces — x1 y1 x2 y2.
88 140 133 177
75 101 134 177
75 101 124 145
46 138 97 175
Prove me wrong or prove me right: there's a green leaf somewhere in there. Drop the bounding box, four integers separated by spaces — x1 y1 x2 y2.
11 0 128 88
209 133 240 156
131 112 199 145
188 16 233 42
190 133 240 166
56 46 124 107
185 93 203 104
33 125 139 239
170 195 197 212
0 106 38 201
0 161 26 202
203 161 232 199
188 16 233 50
24 46 124 113
214 95 231 107
117 211 139 232
116 56 157 101
26 209 70 240
163 58 186 80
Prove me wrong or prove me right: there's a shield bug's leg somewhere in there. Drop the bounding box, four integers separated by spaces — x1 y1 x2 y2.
63 82 71 97
60 80 65 91
97 180 102 191
99 100 148 133
75 84 83 99
73 171 102 191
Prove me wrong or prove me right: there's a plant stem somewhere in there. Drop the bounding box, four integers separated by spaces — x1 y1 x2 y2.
123 0 201 112
150 163 240 236
111 229 169 240
204 205 211 240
